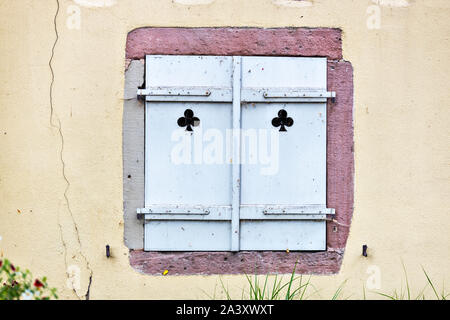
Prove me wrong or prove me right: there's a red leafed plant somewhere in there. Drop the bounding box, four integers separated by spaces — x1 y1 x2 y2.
0 258 58 300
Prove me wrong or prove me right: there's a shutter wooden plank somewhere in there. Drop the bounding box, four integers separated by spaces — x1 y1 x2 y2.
240 57 330 250
143 55 233 251
231 56 242 251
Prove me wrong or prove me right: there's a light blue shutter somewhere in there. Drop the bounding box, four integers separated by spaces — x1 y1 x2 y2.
138 55 334 251
139 55 235 251
239 57 333 250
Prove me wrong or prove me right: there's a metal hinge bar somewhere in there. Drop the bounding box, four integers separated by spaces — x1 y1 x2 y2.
240 204 334 215
137 87 336 103
137 206 232 221
241 88 336 103
137 205 230 215
137 86 232 102
263 90 335 99
137 205 334 221
137 87 212 97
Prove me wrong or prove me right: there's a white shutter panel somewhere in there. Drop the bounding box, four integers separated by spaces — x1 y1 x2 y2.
240 57 331 250
140 55 234 251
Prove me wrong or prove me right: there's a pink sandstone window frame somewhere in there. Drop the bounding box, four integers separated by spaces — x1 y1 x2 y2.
126 27 354 275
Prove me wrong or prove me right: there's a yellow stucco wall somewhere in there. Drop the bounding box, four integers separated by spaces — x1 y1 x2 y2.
0 0 449 299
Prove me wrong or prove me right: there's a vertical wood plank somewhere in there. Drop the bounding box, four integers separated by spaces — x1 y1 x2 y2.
231 56 242 251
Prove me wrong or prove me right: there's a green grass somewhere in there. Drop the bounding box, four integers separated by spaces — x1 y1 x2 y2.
216 261 350 300
208 262 448 300
422 267 449 300
244 263 310 300
217 261 313 300
375 264 448 300
331 280 348 300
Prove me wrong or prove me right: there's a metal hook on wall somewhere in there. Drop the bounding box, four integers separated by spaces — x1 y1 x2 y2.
362 244 368 257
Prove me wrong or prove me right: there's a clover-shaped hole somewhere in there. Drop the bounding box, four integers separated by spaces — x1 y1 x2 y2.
272 109 294 132
177 109 200 132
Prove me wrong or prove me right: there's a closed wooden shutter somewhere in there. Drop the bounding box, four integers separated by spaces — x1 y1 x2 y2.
137 55 335 251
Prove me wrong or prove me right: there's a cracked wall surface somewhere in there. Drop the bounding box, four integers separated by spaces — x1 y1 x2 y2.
0 0 449 299
50 0 93 300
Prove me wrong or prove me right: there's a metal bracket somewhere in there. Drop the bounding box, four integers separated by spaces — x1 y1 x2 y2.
137 206 212 215
137 213 145 220
241 88 336 103
137 87 335 103
263 90 335 99
137 86 232 102
239 205 334 220
137 205 334 221
261 205 335 215
137 87 211 97
137 206 232 221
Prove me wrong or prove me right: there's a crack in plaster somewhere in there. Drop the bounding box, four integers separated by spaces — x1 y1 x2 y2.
85 274 93 300
49 0 93 300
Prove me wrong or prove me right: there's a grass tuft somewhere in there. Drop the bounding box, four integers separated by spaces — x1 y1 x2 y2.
209 262 448 300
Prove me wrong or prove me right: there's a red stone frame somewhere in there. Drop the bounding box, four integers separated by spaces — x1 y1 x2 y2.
126 28 354 275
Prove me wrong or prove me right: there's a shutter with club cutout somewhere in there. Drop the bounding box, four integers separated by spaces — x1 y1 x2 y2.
239 57 334 250
137 55 335 251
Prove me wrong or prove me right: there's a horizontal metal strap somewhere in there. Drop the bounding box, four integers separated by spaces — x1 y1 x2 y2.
138 87 232 102
259 205 335 215
263 90 335 99
137 87 335 103
240 205 334 220
138 87 211 97
137 205 334 221
137 205 229 215
241 88 335 103
137 206 231 221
